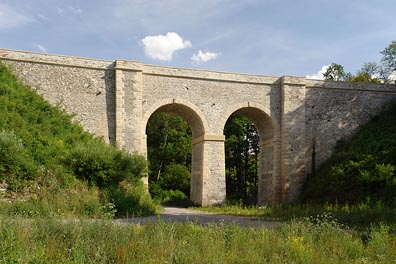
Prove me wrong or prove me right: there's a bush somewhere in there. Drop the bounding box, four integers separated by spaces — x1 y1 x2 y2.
150 183 190 206
64 140 147 187
148 163 191 206
64 140 116 187
160 163 190 196
0 130 38 187
160 189 190 206
107 180 157 217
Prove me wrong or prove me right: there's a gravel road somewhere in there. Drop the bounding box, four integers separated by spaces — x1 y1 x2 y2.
115 207 280 228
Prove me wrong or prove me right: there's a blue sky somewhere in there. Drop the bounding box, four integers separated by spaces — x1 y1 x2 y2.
1 0 395 78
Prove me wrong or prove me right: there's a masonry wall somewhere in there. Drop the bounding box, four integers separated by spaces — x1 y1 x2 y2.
305 80 396 176
140 65 281 135
0 49 116 144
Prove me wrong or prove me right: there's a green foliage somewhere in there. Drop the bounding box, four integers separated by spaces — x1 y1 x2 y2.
196 202 396 229
351 73 382 84
107 180 157 217
146 112 192 203
0 217 395 263
303 102 396 205
160 163 191 195
380 40 396 83
65 140 115 186
224 114 259 205
146 112 261 206
147 112 192 181
350 62 382 84
64 140 147 187
0 63 156 217
0 174 115 218
0 130 38 187
151 187 190 206
326 40 396 84
0 62 91 174
323 63 352 81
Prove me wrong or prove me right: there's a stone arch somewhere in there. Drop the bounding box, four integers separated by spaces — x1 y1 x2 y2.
143 98 216 205
219 102 278 138
143 98 209 138
221 102 280 206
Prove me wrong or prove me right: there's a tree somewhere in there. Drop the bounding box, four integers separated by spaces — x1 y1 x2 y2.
224 114 259 205
359 62 380 77
146 112 192 199
146 112 192 182
323 63 352 81
351 62 381 84
380 40 396 83
351 73 381 84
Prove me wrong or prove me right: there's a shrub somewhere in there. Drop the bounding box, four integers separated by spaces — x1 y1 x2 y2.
64 140 116 187
107 180 157 217
64 140 147 187
148 163 191 206
0 130 38 187
160 163 190 196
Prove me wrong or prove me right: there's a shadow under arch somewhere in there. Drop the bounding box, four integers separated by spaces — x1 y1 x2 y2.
143 98 211 205
221 102 280 206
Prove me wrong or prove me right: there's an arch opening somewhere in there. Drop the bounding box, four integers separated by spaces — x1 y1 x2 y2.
223 107 276 206
145 102 206 206
146 103 206 138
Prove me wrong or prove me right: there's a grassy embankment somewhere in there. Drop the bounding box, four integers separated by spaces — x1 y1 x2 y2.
0 62 157 218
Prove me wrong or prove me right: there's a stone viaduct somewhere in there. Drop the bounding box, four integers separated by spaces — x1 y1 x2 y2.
1 48 396 206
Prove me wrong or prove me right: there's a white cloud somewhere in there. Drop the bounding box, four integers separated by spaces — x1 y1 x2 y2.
37 13 48 21
68 6 83 14
141 32 192 61
57 6 82 16
0 3 33 29
306 65 329 80
35 44 47 53
191 50 220 64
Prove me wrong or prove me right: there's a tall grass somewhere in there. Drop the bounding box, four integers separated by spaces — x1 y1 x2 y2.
0 175 115 218
195 202 396 230
0 217 395 263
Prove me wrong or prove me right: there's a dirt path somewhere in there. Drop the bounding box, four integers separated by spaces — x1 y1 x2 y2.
116 207 280 228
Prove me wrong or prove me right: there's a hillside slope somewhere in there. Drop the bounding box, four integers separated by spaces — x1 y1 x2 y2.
302 102 396 205
0 63 155 217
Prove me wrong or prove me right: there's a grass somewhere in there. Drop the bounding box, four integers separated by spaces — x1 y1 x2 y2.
193 202 396 230
0 216 395 263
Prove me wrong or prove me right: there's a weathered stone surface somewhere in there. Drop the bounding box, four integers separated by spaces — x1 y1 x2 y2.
1 48 396 206
305 79 396 176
